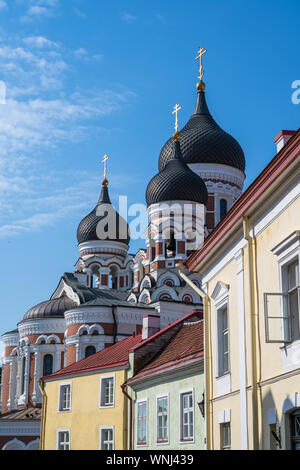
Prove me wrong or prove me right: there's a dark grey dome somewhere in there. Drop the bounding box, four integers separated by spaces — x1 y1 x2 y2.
146 137 208 207
77 182 130 245
23 296 77 321
159 90 245 173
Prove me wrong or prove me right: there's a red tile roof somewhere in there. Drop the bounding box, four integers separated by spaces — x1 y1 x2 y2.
42 334 143 381
128 320 203 383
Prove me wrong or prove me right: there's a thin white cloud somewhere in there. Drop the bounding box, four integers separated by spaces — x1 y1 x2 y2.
23 36 59 49
0 22 137 240
74 7 86 19
74 47 87 57
121 12 137 23
20 0 59 22
0 1 7 10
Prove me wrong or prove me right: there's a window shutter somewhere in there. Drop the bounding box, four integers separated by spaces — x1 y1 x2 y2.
264 292 291 343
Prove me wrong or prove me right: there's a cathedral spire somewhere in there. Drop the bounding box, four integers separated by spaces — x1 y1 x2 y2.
195 47 207 92
101 154 109 187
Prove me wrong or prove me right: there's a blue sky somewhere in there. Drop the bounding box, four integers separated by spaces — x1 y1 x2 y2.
0 0 299 358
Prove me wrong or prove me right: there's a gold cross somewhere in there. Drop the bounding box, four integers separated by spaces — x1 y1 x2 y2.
102 154 109 179
172 104 182 133
195 47 207 80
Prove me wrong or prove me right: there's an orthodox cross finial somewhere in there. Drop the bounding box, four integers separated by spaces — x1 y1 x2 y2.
195 47 207 81
172 103 182 133
101 154 109 186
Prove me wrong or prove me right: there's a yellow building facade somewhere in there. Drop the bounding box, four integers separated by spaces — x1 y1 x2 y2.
41 369 126 450
40 334 142 450
183 130 300 450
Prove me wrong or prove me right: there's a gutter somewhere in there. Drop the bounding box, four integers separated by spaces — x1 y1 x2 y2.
176 263 212 450
121 382 133 450
243 216 262 449
38 378 47 451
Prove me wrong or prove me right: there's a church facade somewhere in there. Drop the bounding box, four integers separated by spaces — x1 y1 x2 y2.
0 66 246 450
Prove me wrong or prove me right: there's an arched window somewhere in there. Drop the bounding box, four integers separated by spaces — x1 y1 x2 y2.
220 199 228 221
109 266 118 289
166 231 176 258
43 354 53 377
85 346 96 358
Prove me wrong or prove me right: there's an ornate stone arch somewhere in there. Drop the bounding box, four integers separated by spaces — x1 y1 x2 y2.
77 325 89 336
152 285 178 302
127 293 137 303
36 335 48 345
157 271 180 288
46 334 61 344
179 287 200 304
26 439 40 450
138 288 151 304
19 337 30 347
88 324 104 335
140 275 153 292
2 438 26 450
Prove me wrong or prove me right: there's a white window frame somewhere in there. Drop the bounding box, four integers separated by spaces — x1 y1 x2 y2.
58 382 72 413
136 398 148 447
56 429 70 450
267 232 300 344
216 299 230 377
99 374 115 409
179 388 195 444
221 422 231 450
156 393 169 445
99 426 114 450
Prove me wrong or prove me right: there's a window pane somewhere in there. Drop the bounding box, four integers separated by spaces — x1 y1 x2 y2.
43 355 53 377
264 293 291 342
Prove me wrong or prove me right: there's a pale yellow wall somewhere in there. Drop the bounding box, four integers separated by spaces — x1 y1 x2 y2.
43 369 127 450
255 197 300 380
202 186 300 449
260 374 300 450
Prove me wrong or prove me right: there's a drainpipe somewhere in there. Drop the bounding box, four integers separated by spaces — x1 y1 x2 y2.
121 382 133 450
38 378 47 451
243 216 261 449
176 263 212 450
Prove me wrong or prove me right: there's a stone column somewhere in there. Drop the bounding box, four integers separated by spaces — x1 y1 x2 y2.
32 350 39 405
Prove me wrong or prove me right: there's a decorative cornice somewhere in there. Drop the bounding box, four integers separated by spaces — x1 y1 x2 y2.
0 422 41 436
188 162 245 189
18 319 66 337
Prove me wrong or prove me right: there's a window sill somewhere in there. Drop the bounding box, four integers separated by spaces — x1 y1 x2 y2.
180 438 194 444
216 371 230 380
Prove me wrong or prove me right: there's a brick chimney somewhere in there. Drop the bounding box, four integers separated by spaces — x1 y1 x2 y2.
274 130 296 153
142 315 160 340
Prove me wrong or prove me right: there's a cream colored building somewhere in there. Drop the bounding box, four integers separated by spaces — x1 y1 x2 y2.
181 129 300 450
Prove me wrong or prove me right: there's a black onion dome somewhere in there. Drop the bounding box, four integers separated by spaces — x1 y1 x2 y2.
146 137 208 207
159 90 245 173
77 182 130 245
23 296 77 321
